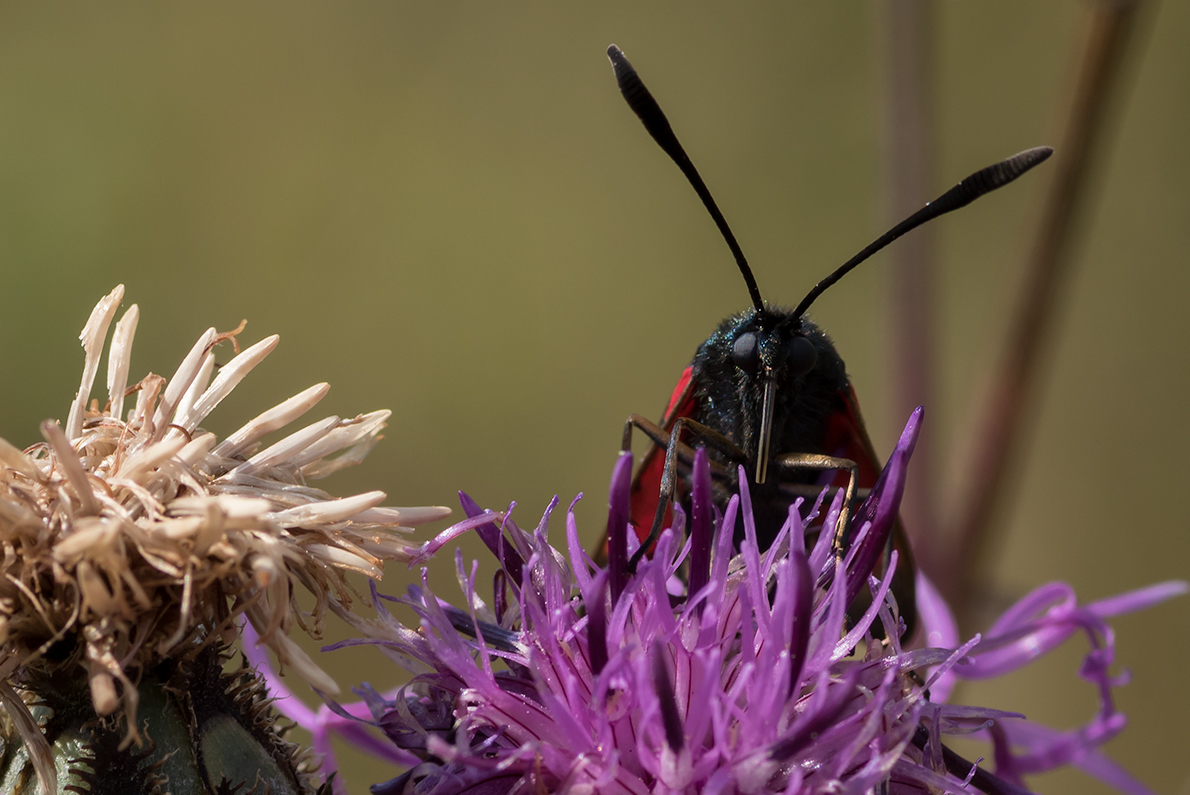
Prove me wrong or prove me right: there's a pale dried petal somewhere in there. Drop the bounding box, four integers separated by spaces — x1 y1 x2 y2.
178 334 279 432
87 668 119 715
66 284 123 441
77 560 120 616
129 373 164 435
116 435 187 481
307 544 382 579
234 416 342 474
269 491 388 526
273 631 340 695
53 517 118 561
247 605 340 695
170 351 216 436
178 432 218 465
152 327 217 442
351 507 405 524
105 303 139 422
351 534 417 560
285 409 391 469
368 505 453 526
40 419 98 516
0 436 37 478
0 496 42 529
213 383 331 459
0 287 440 786
300 431 380 480
252 554 280 588
169 494 275 519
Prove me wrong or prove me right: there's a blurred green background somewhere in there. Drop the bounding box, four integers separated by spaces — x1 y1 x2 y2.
0 3 1186 794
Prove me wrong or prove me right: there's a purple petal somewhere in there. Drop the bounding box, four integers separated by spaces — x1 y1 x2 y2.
606 451 634 604
687 447 713 611
985 581 1075 637
565 503 596 603
999 721 1159 795
241 622 319 728
808 487 845 577
331 717 421 767
1087 580 1188 618
459 491 525 587
326 439 1172 795
832 551 898 663
916 569 959 649
651 641 684 752
409 510 505 565
845 407 922 606
915 570 961 702
587 571 609 677
786 550 812 699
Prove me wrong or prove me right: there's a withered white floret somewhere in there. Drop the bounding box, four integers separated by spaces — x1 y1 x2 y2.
0 285 448 793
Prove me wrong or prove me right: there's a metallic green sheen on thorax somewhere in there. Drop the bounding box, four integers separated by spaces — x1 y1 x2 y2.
692 308 849 465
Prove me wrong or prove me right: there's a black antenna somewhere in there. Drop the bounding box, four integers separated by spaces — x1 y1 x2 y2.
608 44 765 313
792 146 1054 319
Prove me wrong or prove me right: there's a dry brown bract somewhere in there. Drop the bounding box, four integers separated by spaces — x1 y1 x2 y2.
0 285 448 789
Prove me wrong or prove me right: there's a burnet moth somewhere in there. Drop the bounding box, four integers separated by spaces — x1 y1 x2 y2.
598 44 1051 639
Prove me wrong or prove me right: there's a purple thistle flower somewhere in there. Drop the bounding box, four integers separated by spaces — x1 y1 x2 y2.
254 409 1185 795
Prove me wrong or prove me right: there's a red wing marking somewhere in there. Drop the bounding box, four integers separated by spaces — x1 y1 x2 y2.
661 366 698 426
824 383 883 490
829 383 918 636
628 366 697 544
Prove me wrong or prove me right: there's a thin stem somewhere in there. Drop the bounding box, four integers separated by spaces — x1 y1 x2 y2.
883 0 937 558
942 0 1148 617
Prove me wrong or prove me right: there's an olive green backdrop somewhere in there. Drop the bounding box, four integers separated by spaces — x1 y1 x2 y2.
0 4 1186 794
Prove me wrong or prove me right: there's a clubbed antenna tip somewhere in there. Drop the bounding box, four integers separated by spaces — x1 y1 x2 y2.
607 44 765 312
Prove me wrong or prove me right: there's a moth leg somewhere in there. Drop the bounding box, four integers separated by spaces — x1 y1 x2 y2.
622 413 674 452
593 416 691 568
628 417 746 572
622 415 732 484
592 416 722 568
771 452 858 556
774 456 919 641
604 415 682 570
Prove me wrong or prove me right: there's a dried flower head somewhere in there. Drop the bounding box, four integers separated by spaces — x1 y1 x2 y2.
0 285 449 794
270 410 1184 795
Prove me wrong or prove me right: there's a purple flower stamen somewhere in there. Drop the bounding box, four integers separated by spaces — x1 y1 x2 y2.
606 451 633 604
651 641 685 753
492 569 508 624
911 725 1034 795
256 408 1186 795
586 572 609 677
460 491 525 587
687 447 714 610
844 406 921 607
769 669 860 762
787 549 812 701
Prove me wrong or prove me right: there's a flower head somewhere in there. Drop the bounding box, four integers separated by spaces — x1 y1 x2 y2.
283 408 1182 795
0 285 449 794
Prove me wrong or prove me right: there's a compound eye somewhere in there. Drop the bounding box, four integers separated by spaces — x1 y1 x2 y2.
787 335 817 377
732 332 760 374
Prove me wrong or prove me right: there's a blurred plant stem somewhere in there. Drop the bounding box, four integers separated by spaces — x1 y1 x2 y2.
929 0 1148 627
883 0 938 570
